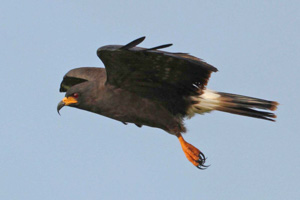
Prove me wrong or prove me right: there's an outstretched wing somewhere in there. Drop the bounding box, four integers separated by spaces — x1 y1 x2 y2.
97 37 218 116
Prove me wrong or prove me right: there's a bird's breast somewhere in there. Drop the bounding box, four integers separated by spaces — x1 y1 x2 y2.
89 87 178 131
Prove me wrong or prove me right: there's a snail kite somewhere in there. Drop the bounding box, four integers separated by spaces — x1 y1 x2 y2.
57 37 278 169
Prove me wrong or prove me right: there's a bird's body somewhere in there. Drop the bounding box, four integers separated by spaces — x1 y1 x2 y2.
58 37 278 169
63 67 183 133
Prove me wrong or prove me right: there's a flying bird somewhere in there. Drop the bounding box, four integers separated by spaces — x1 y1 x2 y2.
57 37 278 169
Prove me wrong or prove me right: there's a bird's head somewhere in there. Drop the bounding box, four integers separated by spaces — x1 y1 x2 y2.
57 81 90 114
57 67 106 115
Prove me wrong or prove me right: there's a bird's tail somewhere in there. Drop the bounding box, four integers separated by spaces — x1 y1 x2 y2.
187 89 278 121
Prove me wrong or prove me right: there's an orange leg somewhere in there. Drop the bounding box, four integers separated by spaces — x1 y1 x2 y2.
178 134 209 169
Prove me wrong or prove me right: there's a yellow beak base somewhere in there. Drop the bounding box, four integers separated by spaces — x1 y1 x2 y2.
62 96 78 106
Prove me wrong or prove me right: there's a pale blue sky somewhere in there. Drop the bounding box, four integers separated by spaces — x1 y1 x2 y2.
1 1 299 200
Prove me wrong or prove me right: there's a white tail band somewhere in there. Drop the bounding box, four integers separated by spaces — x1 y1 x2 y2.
187 89 220 118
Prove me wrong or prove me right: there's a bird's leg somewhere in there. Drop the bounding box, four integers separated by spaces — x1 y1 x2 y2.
177 134 209 169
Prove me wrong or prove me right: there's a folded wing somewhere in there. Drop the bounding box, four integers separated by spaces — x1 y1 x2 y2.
97 37 218 116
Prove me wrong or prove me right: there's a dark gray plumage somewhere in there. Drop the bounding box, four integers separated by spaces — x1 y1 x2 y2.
57 37 278 169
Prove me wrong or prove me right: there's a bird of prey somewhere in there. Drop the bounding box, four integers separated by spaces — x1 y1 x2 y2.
57 36 278 169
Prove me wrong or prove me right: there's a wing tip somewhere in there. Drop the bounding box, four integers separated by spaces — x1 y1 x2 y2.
120 36 146 50
147 43 173 51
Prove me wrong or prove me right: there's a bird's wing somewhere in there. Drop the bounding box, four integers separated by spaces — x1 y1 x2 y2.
97 37 218 116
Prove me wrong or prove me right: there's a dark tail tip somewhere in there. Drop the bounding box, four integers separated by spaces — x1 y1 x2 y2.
270 101 279 111
216 92 278 121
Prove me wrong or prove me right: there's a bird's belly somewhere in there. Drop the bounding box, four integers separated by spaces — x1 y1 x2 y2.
93 90 178 132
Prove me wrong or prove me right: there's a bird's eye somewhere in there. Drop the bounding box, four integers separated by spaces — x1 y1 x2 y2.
73 93 79 98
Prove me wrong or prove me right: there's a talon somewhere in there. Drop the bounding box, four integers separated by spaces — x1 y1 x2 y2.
178 134 209 169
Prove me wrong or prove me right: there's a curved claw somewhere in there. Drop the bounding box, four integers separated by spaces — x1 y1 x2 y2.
195 152 209 169
196 154 210 170
197 164 210 170
178 135 210 170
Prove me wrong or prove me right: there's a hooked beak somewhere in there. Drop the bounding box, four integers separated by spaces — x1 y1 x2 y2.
57 97 78 115
57 101 65 115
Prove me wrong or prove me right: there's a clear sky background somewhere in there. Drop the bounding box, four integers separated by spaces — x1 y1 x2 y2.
1 1 299 200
